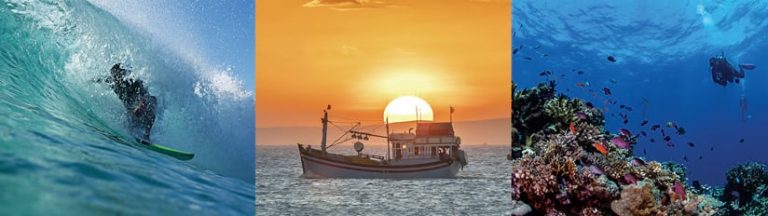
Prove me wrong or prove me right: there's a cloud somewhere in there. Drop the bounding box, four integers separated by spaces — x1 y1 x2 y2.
302 0 394 10
303 0 361 7
339 44 361 55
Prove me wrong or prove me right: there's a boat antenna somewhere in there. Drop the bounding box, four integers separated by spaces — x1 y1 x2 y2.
386 117 390 162
321 105 330 153
450 106 454 123
415 105 420 123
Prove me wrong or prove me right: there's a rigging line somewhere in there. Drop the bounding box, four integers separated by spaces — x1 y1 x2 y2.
327 131 350 148
328 121 350 131
329 113 358 120
328 113 383 122
328 120 359 126
329 113 382 122
328 120 364 124
352 125 380 131
330 124 356 147
331 119 382 123
326 121 367 149
329 122 349 132
328 136 355 149
328 123 360 148
329 121 360 133
356 119 387 122
333 115 384 122
367 124 385 133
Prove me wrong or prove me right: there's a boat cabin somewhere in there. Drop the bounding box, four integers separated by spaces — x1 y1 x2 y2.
389 122 461 161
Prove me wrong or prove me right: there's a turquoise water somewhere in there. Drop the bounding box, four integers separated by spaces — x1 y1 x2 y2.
0 0 253 214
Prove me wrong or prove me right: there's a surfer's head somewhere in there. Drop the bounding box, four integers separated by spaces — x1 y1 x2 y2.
110 63 128 79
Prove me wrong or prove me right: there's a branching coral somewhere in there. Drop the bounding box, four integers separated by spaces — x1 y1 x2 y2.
573 121 607 148
719 162 768 215
663 162 687 183
512 81 605 158
544 96 579 127
511 156 558 205
513 81 557 147
665 185 723 216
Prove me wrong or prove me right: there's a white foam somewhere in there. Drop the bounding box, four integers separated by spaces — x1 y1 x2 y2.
194 67 253 102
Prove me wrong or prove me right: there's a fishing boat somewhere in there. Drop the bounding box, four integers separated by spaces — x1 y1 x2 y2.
297 106 468 178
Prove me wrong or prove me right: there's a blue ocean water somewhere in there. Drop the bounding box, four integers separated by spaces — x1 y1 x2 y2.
514 0 768 186
1 0 253 214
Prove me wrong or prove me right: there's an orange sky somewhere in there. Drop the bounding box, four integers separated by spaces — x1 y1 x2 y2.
256 0 511 127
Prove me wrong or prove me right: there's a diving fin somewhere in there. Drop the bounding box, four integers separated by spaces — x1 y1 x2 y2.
739 64 756 70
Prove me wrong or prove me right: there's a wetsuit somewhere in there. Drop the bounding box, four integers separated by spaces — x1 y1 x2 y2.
105 64 157 144
710 55 745 86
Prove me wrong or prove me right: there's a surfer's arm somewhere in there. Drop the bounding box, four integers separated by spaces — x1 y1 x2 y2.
92 77 113 84
132 99 146 117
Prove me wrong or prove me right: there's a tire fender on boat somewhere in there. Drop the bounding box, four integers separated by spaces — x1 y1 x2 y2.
456 150 468 167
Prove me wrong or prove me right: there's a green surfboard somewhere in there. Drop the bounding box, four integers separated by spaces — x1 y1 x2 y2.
143 143 195 161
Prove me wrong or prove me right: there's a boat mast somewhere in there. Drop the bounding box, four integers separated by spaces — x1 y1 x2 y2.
321 105 330 153
415 106 420 123
509 82 515 160
386 117 390 162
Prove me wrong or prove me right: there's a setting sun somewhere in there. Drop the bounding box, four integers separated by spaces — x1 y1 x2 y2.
383 96 434 123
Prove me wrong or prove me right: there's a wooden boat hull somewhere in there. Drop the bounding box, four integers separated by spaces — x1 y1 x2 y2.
298 146 462 178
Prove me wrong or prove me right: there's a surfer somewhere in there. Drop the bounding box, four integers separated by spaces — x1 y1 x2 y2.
99 63 157 144
709 53 756 86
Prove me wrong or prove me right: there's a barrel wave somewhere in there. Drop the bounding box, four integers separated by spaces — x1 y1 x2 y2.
0 0 253 214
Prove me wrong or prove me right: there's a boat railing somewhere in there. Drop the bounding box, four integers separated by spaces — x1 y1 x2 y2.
299 143 386 164
357 153 385 161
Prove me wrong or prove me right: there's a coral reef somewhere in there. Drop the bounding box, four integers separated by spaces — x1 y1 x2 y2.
510 81 723 215
512 80 557 155
512 81 605 160
717 162 768 215
610 182 661 216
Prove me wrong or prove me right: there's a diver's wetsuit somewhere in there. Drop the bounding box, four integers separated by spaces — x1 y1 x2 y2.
105 64 157 144
710 55 745 86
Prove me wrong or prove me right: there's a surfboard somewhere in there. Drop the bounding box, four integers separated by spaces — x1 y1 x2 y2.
142 143 195 161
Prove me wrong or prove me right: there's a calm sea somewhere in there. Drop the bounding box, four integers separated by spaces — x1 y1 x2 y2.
256 145 514 215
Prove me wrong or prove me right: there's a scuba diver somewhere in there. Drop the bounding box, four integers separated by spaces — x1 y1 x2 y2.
709 53 756 86
98 63 157 144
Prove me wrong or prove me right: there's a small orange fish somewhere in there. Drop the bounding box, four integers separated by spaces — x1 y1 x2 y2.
593 142 609 155
569 122 577 134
